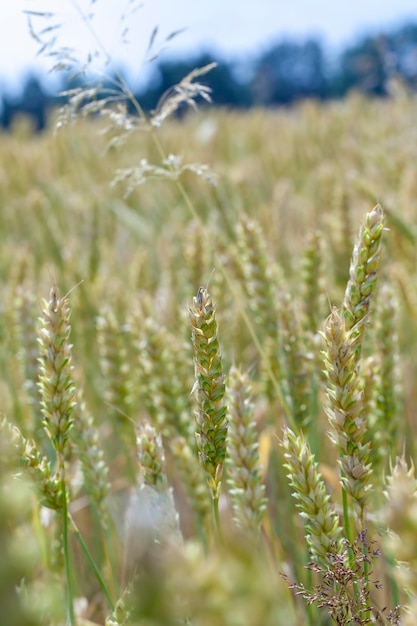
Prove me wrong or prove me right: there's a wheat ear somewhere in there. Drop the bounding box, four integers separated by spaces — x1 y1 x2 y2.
227 366 267 534
342 204 384 358
189 286 228 520
38 284 76 465
322 307 372 523
282 427 341 565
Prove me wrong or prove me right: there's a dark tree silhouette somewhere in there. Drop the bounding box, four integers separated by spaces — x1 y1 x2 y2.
394 23 417 88
251 39 327 105
1 74 49 131
332 24 417 97
335 36 390 96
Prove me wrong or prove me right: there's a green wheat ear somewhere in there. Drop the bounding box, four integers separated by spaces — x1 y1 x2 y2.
322 307 372 522
226 366 267 534
189 286 228 500
38 284 76 463
343 203 384 358
282 426 341 565
1 419 62 510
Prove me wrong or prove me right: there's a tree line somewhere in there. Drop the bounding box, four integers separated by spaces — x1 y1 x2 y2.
2 21 417 131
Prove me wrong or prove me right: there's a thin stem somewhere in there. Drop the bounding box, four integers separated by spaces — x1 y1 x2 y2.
384 546 400 608
70 515 115 611
361 536 371 621
213 495 222 541
305 601 314 626
341 486 352 543
341 486 361 608
307 374 320 457
70 0 111 65
102 519 119 600
61 475 76 626
196 520 209 556
304 544 315 626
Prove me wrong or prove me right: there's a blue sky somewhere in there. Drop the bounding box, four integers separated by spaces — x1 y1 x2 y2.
1 0 417 92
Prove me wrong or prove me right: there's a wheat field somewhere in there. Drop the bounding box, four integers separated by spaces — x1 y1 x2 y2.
1 90 417 625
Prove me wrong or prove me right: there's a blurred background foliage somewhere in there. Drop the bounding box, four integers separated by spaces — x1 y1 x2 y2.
2 21 417 131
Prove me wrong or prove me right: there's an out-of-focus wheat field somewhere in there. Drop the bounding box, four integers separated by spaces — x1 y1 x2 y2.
1 92 417 625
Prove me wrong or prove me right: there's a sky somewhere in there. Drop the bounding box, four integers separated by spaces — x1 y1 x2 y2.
1 0 417 93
